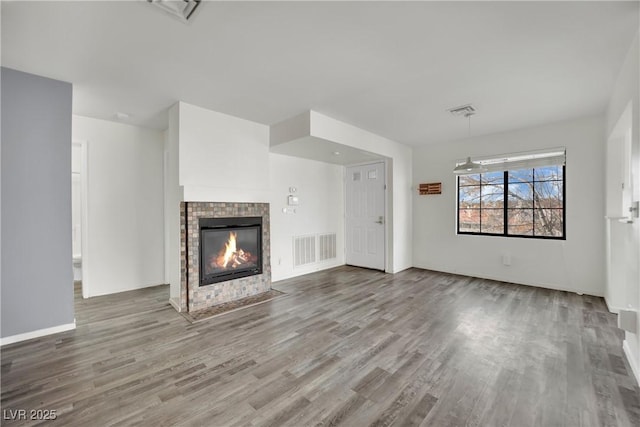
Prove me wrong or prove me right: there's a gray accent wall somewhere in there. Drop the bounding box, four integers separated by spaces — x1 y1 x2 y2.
1 67 74 338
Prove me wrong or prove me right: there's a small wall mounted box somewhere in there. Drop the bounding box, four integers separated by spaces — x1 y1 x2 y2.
287 195 299 206
618 309 638 333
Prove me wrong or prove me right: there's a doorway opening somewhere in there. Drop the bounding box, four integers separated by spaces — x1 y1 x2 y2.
72 140 89 299
604 102 637 314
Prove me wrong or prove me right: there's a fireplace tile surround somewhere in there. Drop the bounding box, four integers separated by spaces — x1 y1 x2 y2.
180 202 271 312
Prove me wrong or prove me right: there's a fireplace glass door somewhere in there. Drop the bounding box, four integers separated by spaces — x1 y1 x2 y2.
199 217 262 286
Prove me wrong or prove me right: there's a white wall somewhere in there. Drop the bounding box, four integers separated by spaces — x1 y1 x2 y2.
178 102 270 202
72 115 165 297
606 30 640 384
269 153 345 281
309 111 414 273
413 116 606 297
165 104 182 303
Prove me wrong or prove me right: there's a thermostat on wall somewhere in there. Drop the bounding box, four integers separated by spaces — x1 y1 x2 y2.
287 195 299 206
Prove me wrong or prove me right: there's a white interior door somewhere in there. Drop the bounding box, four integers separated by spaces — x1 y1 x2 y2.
345 162 385 271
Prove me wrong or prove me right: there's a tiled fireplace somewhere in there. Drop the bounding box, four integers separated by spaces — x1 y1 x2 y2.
180 202 271 312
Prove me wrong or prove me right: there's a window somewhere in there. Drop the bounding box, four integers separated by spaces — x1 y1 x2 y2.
456 150 565 239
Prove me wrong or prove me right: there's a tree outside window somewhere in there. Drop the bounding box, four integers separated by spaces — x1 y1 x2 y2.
457 165 564 238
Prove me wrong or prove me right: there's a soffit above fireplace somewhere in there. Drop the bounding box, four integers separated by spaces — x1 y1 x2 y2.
270 111 386 166
270 136 384 166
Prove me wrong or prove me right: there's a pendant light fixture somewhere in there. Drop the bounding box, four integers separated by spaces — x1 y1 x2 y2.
453 156 487 175
450 105 487 175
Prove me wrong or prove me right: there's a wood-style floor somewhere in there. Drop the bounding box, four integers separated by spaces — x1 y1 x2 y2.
2 267 639 426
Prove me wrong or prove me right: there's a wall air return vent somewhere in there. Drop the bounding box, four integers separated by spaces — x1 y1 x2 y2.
318 233 337 261
148 0 201 22
293 233 338 268
293 235 316 268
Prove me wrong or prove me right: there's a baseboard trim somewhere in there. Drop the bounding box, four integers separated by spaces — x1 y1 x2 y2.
1 321 76 347
169 297 182 313
390 265 413 274
86 282 167 298
273 261 345 283
604 297 623 314
623 339 640 386
413 266 601 297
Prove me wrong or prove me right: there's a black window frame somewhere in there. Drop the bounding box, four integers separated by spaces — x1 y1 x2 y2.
456 165 566 240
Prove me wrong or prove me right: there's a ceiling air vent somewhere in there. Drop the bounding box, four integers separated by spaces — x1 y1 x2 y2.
447 104 477 117
148 0 201 22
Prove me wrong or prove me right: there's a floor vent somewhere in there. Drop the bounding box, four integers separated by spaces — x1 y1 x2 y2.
318 233 337 261
293 235 316 267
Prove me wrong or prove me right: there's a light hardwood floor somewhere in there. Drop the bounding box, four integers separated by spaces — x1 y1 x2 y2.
2 266 639 426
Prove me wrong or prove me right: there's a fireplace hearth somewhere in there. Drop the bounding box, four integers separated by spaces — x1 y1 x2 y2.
199 217 263 286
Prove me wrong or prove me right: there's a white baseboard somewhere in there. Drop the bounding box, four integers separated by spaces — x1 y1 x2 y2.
623 339 640 386
86 282 167 298
604 297 623 314
413 265 602 297
169 297 182 313
272 261 345 283
0 321 76 347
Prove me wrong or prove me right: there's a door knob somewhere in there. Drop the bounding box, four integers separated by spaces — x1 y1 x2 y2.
375 216 384 224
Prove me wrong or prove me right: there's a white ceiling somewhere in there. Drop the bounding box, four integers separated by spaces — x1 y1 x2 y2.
2 1 638 146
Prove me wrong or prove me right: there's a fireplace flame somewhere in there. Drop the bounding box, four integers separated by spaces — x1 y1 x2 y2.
220 232 237 268
211 231 256 270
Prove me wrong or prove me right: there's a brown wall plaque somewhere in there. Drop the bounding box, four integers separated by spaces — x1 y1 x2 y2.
419 182 442 195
